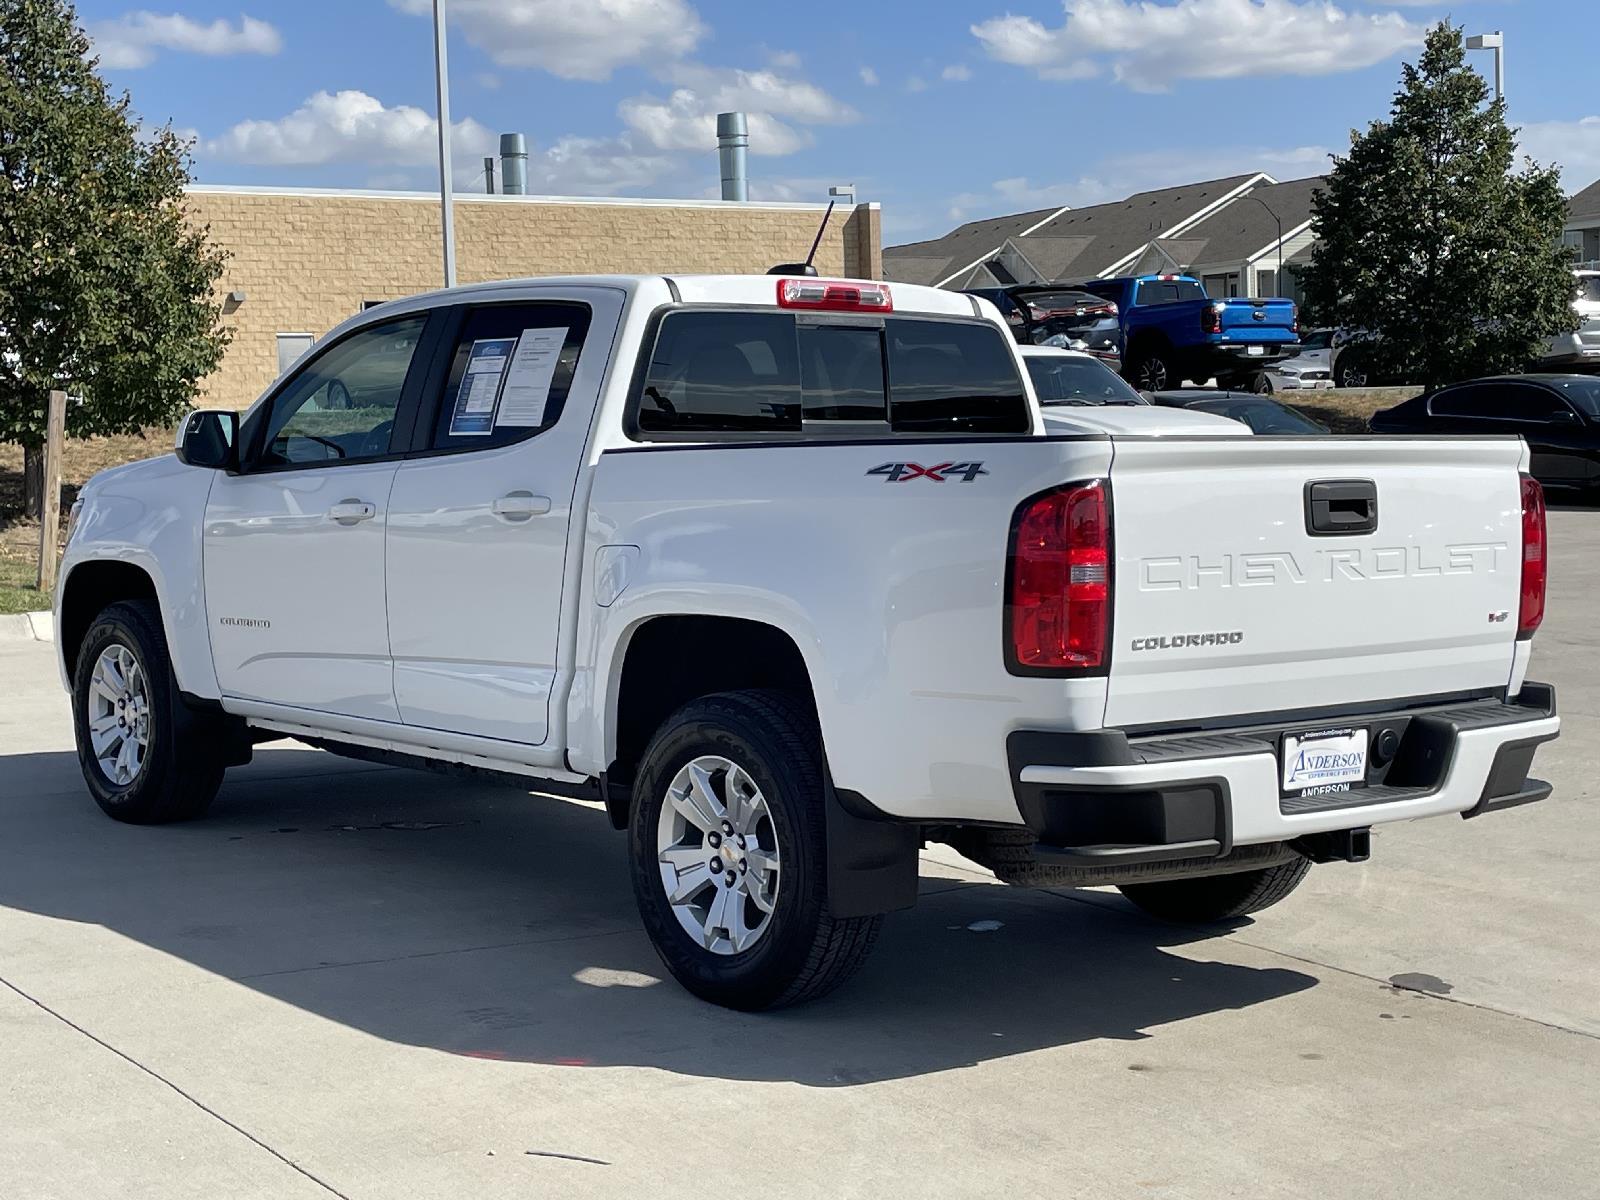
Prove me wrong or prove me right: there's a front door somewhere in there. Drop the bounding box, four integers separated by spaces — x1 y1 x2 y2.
384 288 623 744
204 312 433 722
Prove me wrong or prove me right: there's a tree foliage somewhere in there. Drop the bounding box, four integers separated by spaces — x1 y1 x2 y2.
1298 23 1575 388
0 0 229 459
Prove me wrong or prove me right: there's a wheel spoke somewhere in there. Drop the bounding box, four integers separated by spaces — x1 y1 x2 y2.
89 712 120 736
114 735 136 782
670 763 722 833
665 861 714 905
724 890 754 952
703 886 733 948
723 765 757 833
91 724 122 759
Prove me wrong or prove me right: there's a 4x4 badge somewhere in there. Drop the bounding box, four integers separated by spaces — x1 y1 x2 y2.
866 461 987 483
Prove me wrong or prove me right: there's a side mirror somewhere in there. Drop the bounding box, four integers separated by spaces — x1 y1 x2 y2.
1550 408 1583 427
175 409 239 471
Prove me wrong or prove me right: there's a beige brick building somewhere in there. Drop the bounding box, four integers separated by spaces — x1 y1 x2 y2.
185 185 884 409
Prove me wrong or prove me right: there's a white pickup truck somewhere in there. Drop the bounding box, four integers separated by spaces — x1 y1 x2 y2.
56 273 1560 1009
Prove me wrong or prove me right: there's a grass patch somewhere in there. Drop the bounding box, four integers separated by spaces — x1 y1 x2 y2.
1286 387 1422 433
0 554 49 615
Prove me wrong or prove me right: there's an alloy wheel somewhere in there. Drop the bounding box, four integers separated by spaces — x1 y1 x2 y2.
656 755 781 955
86 643 151 785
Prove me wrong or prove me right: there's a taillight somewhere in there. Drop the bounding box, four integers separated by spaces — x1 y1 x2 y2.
1518 474 1546 638
1290 306 1299 334
1007 481 1110 673
1200 303 1223 334
776 278 892 312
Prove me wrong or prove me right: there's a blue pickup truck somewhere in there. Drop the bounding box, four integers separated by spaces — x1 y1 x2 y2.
1076 274 1299 390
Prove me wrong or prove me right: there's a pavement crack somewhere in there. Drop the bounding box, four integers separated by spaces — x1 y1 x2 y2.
0 974 354 1199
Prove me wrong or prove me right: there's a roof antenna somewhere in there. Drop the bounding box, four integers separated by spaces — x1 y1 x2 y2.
768 199 834 276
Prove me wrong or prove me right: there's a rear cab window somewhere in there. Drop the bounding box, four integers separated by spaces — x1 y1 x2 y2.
632 308 1029 439
1133 279 1206 305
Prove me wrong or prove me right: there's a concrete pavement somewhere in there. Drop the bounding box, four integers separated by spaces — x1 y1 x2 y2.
1 513 1596 1199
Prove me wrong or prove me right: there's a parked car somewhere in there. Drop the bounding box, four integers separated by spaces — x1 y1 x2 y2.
1152 389 1331 435
1017 344 1147 405
1369 374 1600 495
1073 273 1300 391
964 285 1121 370
1255 327 1335 393
1535 269 1600 371
56 272 1560 1011
1019 346 1254 437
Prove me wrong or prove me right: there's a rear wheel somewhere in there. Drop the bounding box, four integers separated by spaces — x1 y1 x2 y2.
1118 858 1311 923
628 690 882 1010
72 600 225 823
1336 355 1369 388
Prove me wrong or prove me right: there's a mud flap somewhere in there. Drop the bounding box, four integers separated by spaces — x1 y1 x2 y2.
825 785 920 918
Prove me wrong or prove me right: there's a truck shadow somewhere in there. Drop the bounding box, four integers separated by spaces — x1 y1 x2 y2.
0 746 1316 1087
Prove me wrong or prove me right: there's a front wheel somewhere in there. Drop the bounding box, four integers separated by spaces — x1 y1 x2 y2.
72 600 225 823
628 690 882 1010
1118 858 1311 923
1128 346 1173 391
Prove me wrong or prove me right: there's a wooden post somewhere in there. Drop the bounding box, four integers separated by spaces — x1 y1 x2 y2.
36 389 67 595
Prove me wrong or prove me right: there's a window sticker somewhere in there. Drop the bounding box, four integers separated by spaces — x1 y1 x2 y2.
447 337 516 435
495 327 567 428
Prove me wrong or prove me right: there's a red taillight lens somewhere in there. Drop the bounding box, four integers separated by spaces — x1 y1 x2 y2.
1518 474 1546 638
1008 481 1110 672
1200 303 1222 334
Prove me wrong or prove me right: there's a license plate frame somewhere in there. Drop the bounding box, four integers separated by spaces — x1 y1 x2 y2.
1280 727 1369 797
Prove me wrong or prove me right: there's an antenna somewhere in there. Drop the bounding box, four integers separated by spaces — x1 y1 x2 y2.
767 199 836 276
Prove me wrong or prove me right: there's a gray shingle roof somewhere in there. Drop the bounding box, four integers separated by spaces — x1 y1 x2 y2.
1177 175 1325 268
1569 178 1600 226
883 173 1262 287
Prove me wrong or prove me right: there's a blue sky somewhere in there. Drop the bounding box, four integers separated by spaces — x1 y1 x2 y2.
76 0 1600 245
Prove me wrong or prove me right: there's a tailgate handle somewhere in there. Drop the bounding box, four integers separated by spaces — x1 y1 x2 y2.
1305 480 1377 536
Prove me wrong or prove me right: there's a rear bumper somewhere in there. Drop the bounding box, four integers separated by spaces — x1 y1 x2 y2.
1008 686 1559 868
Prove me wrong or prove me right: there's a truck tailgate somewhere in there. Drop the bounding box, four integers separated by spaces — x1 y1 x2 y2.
1104 436 1527 728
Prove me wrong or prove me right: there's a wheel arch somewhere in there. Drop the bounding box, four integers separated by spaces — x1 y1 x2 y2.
605 614 820 821
59 560 161 681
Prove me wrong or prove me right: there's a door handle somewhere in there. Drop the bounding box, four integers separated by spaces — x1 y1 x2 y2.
492 491 552 522
328 499 377 525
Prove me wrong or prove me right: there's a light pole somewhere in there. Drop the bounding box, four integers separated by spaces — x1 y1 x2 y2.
1466 31 1504 104
432 0 457 287
1240 192 1283 295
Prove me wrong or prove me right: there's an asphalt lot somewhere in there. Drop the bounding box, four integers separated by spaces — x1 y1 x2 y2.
2 512 1597 1200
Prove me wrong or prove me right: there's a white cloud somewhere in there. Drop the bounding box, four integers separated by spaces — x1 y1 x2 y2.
906 76 929 92
767 49 802 70
620 65 857 156
388 0 704 81
972 0 1424 90
204 90 496 168
1519 117 1600 190
942 63 973 82
89 11 281 69
859 66 880 86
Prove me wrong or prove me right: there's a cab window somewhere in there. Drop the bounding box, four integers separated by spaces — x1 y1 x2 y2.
258 316 426 467
427 302 592 451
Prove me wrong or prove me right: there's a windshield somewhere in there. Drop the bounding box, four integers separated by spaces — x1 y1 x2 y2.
1551 376 1600 416
1026 355 1146 406
1190 397 1327 434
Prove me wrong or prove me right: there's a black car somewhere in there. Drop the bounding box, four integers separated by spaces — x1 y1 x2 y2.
964 285 1121 368
1151 389 1329 435
1369 374 1600 495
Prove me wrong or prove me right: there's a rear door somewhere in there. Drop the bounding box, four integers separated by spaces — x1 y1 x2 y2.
1103 436 1526 728
383 287 623 744
1432 383 1589 486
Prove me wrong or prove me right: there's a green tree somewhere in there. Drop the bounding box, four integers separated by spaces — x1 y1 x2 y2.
1299 22 1575 389
0 0 229 509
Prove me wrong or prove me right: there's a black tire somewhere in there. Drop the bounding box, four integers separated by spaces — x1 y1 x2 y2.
1128 345 1172 391
628 689 882 1010
1118 857 1311 923
1251 372 1274 394
72 600 225 824
1336 355 1369 389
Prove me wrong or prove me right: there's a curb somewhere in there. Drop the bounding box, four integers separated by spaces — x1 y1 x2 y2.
0 611 54 642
